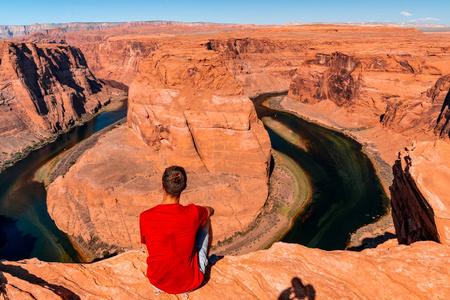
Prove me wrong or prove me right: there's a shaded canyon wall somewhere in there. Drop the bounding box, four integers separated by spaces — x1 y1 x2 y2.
0 41 122 166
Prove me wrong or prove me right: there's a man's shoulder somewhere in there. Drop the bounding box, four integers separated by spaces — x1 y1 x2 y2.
184 203 205 213
140 206 160 219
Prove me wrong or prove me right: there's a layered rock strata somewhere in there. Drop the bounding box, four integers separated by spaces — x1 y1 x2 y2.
430 74 450 138
0 41 120 165
77 40 159 85
0 21 253 39
127 46 270 176
1 241 449 299
390 141 450 245
47 46 271 260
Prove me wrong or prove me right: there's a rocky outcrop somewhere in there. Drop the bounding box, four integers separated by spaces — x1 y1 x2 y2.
128 46 270 177
205 37 304 96
0 41 121 165
380 73 450 137
390 141 450 245
46 45 271 260
1 241 449 299
77 40 159 85
288 52 362 106
429 74 450 138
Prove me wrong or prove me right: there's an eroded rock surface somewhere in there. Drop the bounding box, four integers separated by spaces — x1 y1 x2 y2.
128 46 270 177
391 141 450 245
0 41 121 165
1 241 449 299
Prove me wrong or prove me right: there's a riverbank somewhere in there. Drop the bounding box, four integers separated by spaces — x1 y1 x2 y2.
34 120 129 261
261 117 308 152
212 148 312 256
0 95 127 174
271 95 397 249
35 117 127 188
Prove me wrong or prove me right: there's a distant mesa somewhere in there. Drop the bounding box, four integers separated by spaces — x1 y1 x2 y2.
0 21 247 39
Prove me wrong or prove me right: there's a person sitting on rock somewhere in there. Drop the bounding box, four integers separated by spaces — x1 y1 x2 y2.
139 165 215 296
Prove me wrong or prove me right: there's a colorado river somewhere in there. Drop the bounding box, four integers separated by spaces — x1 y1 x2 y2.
0 101 128 262
253 93 389 250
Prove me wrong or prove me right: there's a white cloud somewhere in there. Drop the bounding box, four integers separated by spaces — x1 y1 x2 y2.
421 17 440 21
409 17 441 22
400 11 412 17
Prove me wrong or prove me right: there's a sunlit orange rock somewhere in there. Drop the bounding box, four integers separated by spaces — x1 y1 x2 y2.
391 140 450 245
1 241 449 299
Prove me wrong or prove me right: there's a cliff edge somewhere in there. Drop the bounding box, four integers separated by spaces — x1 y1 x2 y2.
1 241 449 299
391 140 450 245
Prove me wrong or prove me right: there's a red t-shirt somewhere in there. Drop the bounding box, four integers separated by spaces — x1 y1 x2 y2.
140 203 209 294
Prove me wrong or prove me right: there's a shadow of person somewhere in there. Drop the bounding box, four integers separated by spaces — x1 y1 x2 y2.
0 262 80 300
278 277 315 300
347 232 397 251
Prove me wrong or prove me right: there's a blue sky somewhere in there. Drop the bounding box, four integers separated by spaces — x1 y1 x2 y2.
1 0 449 25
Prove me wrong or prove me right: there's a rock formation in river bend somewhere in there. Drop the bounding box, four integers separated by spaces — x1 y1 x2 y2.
127 46 270 177
1 241 449 299
46 44 271 260
0 41 121 166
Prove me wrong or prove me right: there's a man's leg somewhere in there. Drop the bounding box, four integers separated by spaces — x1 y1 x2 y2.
196 219 211 274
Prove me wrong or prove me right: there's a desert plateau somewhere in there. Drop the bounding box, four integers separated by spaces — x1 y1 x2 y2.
0 14 449 300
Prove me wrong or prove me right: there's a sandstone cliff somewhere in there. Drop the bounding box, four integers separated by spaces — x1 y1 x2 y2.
205 37 304 96
390 141 450 245
1 241 449 299
0 41 121 166
46 45 271 260
77 40 159 85
430 74 450 138
0 21 249 39
288 52 363 106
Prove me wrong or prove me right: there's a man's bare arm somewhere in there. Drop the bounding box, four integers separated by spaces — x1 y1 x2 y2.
203 206 215 218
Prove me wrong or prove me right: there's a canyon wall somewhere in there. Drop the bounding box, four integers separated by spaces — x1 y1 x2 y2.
0 21 246 39
205 38 304 96
1 241 449 299
287 50 449 135
390 141 450 245
46 44 271 260
0 41 121 166
77 40 159 85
